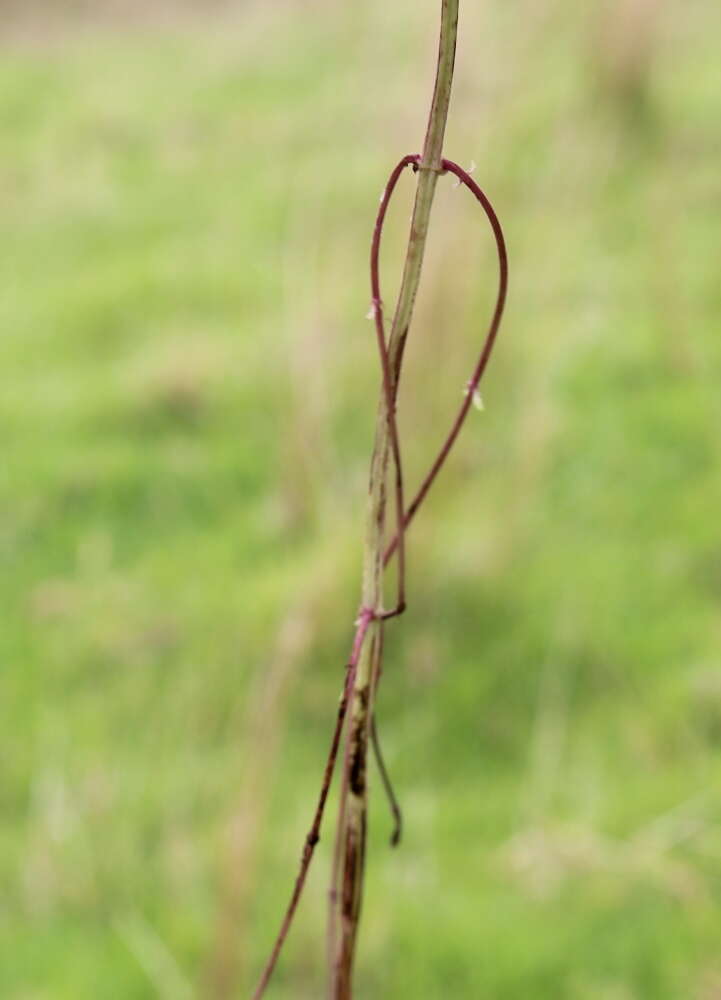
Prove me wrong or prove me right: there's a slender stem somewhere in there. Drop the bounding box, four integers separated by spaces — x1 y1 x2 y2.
383 158 509 568
250 153 508 1000
370 154 418 619
250 612 373 1000
330 3 460 996
251 3 512 995
369 624 402 847
386 0 459 386
371 715 402 847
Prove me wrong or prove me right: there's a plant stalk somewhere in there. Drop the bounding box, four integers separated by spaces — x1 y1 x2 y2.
329 3 460 995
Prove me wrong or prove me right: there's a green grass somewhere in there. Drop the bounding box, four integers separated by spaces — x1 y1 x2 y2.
2 3 721 997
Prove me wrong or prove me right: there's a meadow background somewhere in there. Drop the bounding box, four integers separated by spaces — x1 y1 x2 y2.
2 1 720 997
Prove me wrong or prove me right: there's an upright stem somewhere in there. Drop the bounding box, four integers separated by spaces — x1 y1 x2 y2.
329 3 459 995
387 0 459 382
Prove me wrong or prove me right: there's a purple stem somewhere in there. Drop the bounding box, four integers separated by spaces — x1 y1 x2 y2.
251 610 373 1000
252 157 507 998
370 153 419 617
383 157 508 568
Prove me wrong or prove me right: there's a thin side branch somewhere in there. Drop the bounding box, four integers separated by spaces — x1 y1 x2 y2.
250 611 373 1000
371 715 402 847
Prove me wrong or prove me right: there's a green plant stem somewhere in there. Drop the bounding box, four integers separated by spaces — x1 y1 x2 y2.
329 3 459 996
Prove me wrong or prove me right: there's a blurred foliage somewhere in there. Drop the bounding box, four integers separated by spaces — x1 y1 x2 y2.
2 1 721 997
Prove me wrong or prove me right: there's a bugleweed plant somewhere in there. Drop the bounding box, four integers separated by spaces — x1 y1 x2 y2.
253 2 507 996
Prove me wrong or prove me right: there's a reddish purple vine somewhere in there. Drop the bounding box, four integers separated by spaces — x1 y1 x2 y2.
382 157 509 568
251 610 373 1000
252 156 508 999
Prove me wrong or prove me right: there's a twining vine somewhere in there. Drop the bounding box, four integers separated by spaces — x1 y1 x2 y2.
252 3 508 996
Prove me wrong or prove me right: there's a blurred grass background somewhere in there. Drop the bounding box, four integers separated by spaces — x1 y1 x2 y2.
2 1 721 997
